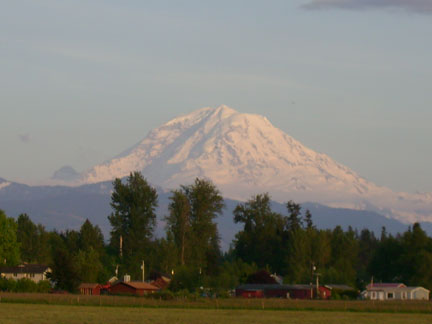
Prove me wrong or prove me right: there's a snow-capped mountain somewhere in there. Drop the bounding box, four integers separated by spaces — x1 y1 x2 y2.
0 178 11 190
74 105 431 223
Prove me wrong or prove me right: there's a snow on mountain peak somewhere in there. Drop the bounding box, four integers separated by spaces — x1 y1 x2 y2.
76 105 432 223
0 181 11 190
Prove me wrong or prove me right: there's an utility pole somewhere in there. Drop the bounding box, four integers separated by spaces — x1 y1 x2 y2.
141 260 145 282
312 263 321 299
119 235 123 258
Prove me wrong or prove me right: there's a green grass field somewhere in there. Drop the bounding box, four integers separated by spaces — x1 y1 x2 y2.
2 293 432 313
1 293 432 323
0 303 431 324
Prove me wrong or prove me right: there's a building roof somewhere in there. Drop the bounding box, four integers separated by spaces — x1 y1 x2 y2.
366 283 406 289
237 284 325 291
150 277 171 289
115 281 159 290
79 283 101 289
325 284 356 291
0 264 50 274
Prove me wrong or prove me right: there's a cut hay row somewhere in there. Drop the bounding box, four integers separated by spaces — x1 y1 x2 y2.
1 293 432 314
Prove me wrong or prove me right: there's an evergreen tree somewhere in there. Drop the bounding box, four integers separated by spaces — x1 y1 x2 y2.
356 229 378 286
286 200 302 231
79 219 105 255
369 233 402 283
304 209 314 230
325 226 358 285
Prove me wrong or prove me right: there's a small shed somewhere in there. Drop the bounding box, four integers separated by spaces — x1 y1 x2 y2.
109 281 159 296
79 283 101 295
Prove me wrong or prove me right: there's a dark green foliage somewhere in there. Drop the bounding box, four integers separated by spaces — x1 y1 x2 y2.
169 265 202 292
17 214 52 264
0 210 20 265
305 210 314 230
16 214 38 262
166 190 190 266
246 270 277 284
325 226 358 285
7 188 432 296
150 237 177 275
286 200 303 231
233 194 285 272
166 178 224 274
207 259 257 289
108 172 158 279
50 245 80 292
79 219 105 254
0 278 51 293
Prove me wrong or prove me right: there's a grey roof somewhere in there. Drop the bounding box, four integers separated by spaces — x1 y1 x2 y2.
237 284 316 291
325 284 356 291
0 264 50 274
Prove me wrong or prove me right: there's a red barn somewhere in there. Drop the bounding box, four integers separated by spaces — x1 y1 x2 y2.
79 283 102 295
239 288 264 298
236 284 331 299
109 281 159 296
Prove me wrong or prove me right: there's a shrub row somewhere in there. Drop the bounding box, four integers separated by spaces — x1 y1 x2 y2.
0 278 51 293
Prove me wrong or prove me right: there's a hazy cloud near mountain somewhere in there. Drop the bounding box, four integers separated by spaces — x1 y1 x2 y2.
18 134 31 143
302 0 432 13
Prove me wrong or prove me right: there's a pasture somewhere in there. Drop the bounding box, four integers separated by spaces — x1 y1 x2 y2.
1 303 432 324
1 293 432 324
1 292 432 313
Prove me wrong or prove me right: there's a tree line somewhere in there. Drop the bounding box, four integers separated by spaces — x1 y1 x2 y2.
1 171 432 293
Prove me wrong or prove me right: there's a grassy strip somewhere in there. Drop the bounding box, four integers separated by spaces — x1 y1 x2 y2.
1 293 432 314
2 303 432 324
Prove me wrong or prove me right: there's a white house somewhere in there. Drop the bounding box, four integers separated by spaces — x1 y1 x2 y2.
362 283 429 300
0 264 51 283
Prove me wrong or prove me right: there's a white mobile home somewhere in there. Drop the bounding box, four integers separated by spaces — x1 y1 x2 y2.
362 283 429 301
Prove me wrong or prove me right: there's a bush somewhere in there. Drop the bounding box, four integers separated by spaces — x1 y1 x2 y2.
169 266 201 292
15 278 38 292
0 278 51 293
151 290 175 300
37 280 52 293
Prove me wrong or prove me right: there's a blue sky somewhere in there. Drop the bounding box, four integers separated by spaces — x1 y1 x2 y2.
1 0 431 193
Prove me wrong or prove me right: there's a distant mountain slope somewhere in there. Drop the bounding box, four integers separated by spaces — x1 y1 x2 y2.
1 179 430 250
69 105 431 223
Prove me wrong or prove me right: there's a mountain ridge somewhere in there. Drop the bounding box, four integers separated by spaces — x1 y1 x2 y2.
3 105 430 224
2 178 431 250
68 105 432 224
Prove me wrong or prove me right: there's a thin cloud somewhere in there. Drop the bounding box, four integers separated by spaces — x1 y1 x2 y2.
18 134 31 143
302 0 432 13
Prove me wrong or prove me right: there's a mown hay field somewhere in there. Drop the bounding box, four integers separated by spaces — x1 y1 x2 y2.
1 303 432 324
1 292 432 313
